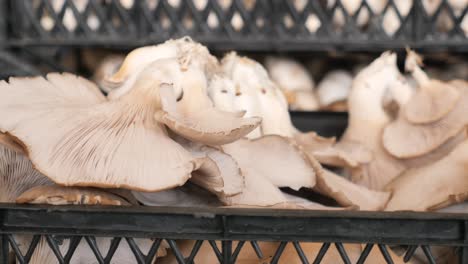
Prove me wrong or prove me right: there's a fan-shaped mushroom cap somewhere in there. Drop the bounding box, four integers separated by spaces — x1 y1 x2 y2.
106 37 219 99
154 67 261 145
340 52 407 190
0 145 51 203
219 136 332 209
403 50 461 124
316 70 353 109
222 135 319 191
385 139 468 212
315 169 390 211
16 185 131 206
173 135 244 197
294 132 373 168
383 80 468 158
220 52 298 138
264 56 319 110
0 70 200 191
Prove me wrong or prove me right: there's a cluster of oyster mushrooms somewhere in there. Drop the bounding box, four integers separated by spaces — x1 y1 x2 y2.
0 38 467 263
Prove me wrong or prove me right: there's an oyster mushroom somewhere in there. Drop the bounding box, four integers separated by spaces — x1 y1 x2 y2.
154 63 261 145
385 137 468 212
315 169 391 211
105 37 219 99
338 52 407 190
220 136 338 210
217 52 298 138
403 50 461 125
383 74 468 158
316 70 353 111
264 56 319 111
169 134 244 198
0 68 201 191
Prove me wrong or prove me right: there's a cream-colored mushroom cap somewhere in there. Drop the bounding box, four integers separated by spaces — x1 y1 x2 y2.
0 69 199 191
154 62 261 145
383 80 468 158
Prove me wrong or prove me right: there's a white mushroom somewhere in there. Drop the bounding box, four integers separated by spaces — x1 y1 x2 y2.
316 70 353 111
0 69 200 191
338 52 407 190
264 56 319 111
385 137 468 211
217 52 298 138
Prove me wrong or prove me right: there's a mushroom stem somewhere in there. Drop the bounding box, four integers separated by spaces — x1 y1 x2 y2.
405 49 430 86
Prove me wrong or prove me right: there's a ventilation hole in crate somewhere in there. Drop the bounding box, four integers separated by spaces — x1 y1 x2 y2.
231 12 244 31
183 14 195 29
120 0 135 9
243 0 256 11
87 12 101 31
435 7 455 33
219 0 233 10
305 14 321 33
461 14 468 36
194 0 208 10
63 8 78 31
146 0 158 10
40 12 55 31
160 13 171 29
383 6 400 36
283 14 295 29
168 0 181 8
332 8 345 31
355 6 371 28
207 12 219 28
256 17 265 28
422 0 441 15
292 0 307 12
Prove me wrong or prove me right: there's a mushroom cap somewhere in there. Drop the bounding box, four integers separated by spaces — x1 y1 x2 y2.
0 144 51 203
155 69 261 145
16 185 131 206
385 139 468 211
315 169 390 211
404 79 461 124
174 135 244 197
0 71 199 191
295 132 373 168
222 135 320 191
220 52 297 138
316 70 353 107
106 37 219 99
264 56 315 93
383 80 468 158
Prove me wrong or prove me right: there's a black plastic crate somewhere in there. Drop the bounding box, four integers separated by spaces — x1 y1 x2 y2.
1 0 466 51
1 204 468 263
